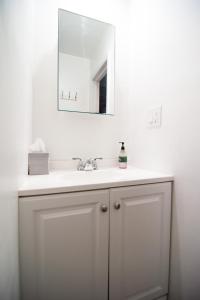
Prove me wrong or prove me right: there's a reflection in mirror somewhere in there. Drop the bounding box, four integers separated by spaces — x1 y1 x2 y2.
58 9 115 115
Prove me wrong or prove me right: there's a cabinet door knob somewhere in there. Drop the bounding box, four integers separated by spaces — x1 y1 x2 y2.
101 204 108 212
114 202 121 210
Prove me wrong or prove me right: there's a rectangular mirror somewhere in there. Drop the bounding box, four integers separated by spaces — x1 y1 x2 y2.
58 9 115 115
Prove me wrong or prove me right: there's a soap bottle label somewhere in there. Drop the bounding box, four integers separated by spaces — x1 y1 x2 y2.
119 156 127 163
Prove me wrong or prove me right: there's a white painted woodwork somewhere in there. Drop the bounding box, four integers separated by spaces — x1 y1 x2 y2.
19 182 171 300
19 190 109 300
109 182 171 300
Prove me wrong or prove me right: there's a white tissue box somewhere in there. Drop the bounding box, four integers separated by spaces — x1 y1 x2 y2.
28 153 49 175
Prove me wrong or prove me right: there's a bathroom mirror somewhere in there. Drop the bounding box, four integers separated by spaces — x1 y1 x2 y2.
58 9 115 115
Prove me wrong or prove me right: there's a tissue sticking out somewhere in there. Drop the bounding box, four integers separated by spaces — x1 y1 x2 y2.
29 138 47 153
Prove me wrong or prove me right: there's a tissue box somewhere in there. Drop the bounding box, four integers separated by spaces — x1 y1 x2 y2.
28 153 49 175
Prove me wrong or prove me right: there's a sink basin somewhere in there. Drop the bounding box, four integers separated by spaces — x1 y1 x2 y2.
59 169 123 182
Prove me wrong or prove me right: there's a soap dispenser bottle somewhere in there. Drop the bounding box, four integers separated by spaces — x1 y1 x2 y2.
118 142 127 169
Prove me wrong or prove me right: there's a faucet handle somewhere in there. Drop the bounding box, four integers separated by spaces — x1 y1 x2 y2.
72 158 84 170
93 157 103 170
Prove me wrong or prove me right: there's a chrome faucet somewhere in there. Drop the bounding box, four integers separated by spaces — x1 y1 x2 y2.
72 157 103 171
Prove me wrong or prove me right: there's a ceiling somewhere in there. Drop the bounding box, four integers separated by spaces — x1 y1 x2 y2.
58 9 114 59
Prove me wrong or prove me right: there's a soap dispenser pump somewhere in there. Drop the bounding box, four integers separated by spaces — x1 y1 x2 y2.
118 142 127 169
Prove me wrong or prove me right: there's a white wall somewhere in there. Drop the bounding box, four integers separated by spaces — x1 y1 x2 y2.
32 0 131 164
128 1 200 299
0 0 32 299
59 53 90 112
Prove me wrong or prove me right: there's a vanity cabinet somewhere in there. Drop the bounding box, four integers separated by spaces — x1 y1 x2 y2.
19 182 171 300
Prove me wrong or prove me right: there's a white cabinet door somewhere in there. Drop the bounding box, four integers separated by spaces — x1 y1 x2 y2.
19 190 109 300
109 182 171 300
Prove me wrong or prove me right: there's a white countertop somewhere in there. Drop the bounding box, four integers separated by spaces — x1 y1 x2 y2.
18 166 173 197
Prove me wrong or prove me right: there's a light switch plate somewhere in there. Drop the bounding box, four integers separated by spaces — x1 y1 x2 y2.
147 106 162 128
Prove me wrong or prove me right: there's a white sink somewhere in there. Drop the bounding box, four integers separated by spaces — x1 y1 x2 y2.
18 167 173 197
59 168 124 182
